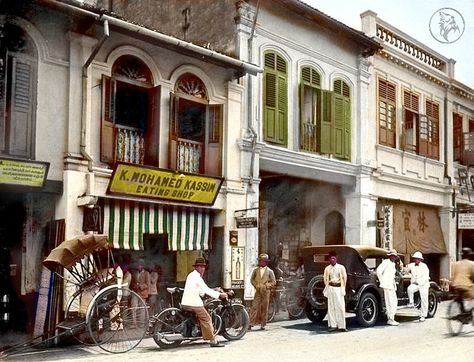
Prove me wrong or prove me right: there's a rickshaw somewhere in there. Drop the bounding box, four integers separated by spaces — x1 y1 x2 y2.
1 234 149 357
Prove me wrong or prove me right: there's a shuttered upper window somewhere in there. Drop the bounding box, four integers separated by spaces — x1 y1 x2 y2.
0 23 37 159
378 79 396 148
299 67 321 153
402 90 419 153
453 113 462 162
263 51 288 145
422 99 439 160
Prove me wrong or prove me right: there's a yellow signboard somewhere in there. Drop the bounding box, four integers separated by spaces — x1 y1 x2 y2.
107 163 223 205
0 158 49 187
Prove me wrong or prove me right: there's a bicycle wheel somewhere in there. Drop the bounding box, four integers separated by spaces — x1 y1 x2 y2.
446 300 464 336
87 287 148 353
267 297 276 322
221 304 249 341
152 308 185 349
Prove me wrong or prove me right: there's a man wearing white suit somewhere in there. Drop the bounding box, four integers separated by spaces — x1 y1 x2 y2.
406 251 430 322
376 249 400 326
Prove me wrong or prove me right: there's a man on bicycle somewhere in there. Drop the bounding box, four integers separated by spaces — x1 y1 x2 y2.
181 257 228 347
452 247 474 314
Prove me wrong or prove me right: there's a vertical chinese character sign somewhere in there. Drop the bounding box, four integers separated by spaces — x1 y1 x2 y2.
382 205 393 250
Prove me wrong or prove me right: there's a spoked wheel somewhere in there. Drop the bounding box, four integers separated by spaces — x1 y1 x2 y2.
87 287 148 353
152 308 186 349
446 300 467 336
267 297 276 322
220 304 249 341
287 290 305 320
355 292 379 328
63 284 100 345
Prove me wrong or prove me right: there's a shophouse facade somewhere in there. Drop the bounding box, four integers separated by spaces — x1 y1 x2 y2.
98 0 382 299
0 0 260 337
361 11 474 281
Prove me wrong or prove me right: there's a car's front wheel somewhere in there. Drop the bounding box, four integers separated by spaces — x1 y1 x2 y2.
355 292 379 327
304 302 327 323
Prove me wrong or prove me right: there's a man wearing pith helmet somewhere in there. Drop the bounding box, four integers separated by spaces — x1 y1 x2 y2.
248 253 276 330
406 251 430 322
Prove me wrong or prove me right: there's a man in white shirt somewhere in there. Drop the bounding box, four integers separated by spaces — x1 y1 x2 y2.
323 251 348 332
406 251 430 322
376 249 400 326
181 257 228 347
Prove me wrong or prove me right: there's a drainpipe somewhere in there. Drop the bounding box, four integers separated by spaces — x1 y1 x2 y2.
247 0 261 185
81 19 109 171
444 93 456 216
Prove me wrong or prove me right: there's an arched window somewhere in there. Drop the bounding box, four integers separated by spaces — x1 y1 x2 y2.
299 66 321 153
169 73 222 176
0 23 37 158
263 51 287 145
101 55 160 166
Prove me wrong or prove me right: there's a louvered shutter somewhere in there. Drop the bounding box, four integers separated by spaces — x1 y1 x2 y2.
334 94 344 158
319 90 334 154
100 75 115 164
277 74 288 144
343 97 351 160
263 52 287 145
205 104 223 176
8 55 35 158
453 113 462 161
144 85 161 166
169 92 179 170
0 53 6 152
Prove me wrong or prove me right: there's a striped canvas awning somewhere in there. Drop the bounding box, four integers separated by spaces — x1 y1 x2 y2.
103 199 211 251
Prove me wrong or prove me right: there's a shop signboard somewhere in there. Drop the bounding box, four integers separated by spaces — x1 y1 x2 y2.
0 157 49 188
458 213 474 229
107 163 223 205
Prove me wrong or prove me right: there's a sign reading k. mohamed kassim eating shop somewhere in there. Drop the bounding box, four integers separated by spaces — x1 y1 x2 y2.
107 163 223 205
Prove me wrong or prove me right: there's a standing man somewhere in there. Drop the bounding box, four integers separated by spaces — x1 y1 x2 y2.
249 253 276 330
323 251 348 332
376 249 400 326
451 248 474 313
406 251 430 322
181 257 227 348
148 265 161 316
130 259 150 327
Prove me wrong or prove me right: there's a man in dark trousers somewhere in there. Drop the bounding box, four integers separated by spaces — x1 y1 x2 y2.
248 253 276 330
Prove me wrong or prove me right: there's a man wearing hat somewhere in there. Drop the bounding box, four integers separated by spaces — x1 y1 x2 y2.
406 251 430 322
451 248 474 314
181 257 228 347
248 253 276 330
323 251 348 332
376 249 400 326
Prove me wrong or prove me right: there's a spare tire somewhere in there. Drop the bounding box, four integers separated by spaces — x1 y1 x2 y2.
307 275 327 309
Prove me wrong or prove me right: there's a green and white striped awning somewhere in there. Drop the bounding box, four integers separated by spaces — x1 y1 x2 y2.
103 199 211 251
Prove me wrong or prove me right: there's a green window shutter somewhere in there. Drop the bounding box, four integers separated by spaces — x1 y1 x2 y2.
343 97 351 160
334 94 344 158
263 52 287 145
264 71 277 142
319 90 334 154
277 74 288 144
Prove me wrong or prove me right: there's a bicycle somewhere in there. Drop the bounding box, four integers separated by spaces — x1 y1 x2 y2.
267 278 306 322
446 295 474 336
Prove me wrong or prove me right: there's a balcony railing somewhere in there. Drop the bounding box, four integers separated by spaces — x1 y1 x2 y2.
176 138 203 173
115 126 145 164
300 122 318 153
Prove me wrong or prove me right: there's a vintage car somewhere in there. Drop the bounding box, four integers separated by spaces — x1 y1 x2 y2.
301 245 441 327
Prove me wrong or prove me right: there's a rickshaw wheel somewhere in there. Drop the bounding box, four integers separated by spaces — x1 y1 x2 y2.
86 286 149 353
63 284 101 345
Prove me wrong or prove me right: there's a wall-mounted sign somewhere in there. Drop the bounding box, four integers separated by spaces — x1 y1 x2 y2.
0 158 49 187
107 163 223 205
458 213 474 229
231 247 244 288
236 217 258 228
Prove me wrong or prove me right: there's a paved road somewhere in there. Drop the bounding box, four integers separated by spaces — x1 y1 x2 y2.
2 301 474 362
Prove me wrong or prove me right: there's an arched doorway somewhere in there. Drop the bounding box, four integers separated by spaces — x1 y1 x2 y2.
325 211 344 245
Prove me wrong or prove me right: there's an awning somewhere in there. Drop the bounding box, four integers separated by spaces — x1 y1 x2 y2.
379 201 447 255
103 199 211 251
